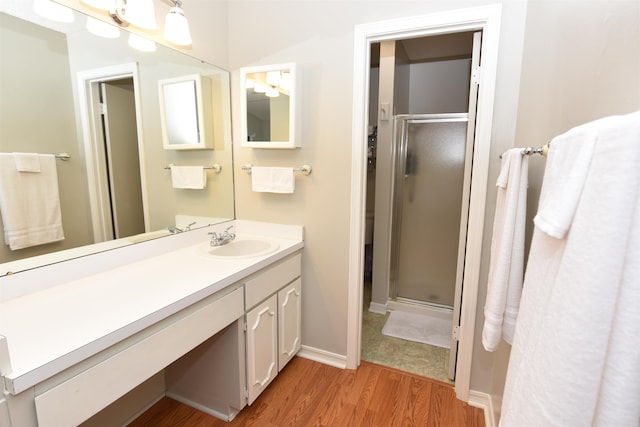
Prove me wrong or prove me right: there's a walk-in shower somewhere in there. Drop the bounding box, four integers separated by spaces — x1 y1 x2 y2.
389 114 469 309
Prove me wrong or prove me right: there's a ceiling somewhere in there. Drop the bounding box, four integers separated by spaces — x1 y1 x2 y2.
370 31 474 66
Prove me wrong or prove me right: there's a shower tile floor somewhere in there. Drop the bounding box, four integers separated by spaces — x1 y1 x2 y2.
361 281 453 384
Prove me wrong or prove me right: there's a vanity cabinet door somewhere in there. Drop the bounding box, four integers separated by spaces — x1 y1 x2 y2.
278 278 301 371
246 294 278 405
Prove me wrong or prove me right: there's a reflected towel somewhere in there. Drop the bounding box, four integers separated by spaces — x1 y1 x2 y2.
482 148 528 351
0 153 65 250
251 167 295 194
171 165 206 189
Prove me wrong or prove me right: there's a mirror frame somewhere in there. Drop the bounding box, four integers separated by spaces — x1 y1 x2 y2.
240 63 300 149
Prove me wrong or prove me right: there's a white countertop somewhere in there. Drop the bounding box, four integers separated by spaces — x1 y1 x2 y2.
0 221 303 395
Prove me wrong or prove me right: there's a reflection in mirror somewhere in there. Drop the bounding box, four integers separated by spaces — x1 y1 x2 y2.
240 63 300 149
0 2 234 275
159 74 215 150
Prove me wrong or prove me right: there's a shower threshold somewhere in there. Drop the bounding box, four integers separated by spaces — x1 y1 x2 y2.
387 297 453 320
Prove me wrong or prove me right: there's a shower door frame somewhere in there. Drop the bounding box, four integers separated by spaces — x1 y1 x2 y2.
389 113 470 310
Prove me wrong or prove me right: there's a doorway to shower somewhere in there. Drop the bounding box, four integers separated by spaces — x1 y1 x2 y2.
363 30 480 382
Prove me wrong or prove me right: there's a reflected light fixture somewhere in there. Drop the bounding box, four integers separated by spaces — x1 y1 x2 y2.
110 0 157 30
33 0 75 23
253 83 268 94
266 71 281 86
265 87 280 98
164 0 192 46
86 16 120 38
128 33 156 51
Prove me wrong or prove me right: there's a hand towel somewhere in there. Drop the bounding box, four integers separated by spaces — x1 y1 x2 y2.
170 165 206 189
0 153 65 250
13 152 41 172
482 148 528 351
251 167 295 194
501 111 640 427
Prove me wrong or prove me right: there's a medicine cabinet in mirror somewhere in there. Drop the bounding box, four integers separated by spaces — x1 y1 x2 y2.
240 63 300 149
159 74 214 150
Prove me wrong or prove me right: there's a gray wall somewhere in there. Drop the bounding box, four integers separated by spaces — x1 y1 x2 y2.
226 0 529 379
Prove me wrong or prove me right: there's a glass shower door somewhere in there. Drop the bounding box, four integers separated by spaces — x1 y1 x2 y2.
390 114 468 308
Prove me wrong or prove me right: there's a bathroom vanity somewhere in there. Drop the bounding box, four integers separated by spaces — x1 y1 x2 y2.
0 221 303 426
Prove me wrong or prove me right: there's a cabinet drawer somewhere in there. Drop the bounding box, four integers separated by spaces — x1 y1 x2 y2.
34 287 244 427
245 254 301 310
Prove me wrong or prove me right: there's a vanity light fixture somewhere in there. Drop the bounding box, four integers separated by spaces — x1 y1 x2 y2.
164 0 192 46
33 0 75 23
86 16 120 38
109 0 157 30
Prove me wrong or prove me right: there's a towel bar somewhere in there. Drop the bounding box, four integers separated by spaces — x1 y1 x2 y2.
241 164 312 176
164 164 222 173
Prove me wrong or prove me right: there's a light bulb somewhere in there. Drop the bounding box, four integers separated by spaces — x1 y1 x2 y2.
266 87 280 97
164 6 192 46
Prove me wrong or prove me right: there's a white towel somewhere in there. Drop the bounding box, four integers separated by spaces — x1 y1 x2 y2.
482 148 528 351
0 153 65 250
251 167 295 194
13 152 41 172
170 165 206 189
501 111 640 427
534 123 597 239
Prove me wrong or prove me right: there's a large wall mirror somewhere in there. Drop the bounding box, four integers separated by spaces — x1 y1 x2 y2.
0 1 234 275
240 63 300 149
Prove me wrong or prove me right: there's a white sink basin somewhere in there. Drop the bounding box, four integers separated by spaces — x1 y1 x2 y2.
201 238 279 259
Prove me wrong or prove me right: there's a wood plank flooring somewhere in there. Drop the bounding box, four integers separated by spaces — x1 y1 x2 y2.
129 357 485 427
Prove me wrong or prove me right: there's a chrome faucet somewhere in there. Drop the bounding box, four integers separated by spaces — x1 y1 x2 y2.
168 221 196 234
209 225 235 246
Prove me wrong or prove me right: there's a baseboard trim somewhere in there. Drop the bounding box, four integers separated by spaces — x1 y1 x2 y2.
368 301 388 314
467 390 496 427
165 391 240 422
297 346 348 369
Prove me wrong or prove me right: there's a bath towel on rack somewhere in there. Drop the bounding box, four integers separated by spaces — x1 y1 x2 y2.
0 153 65 250
482 148 528 351
13 152 41 172
251 167 295 193
501 111 640 426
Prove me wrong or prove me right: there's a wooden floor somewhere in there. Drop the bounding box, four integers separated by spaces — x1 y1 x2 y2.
129 357 485 427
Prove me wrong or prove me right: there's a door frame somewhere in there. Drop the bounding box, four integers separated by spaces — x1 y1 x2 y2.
346 5 502 401
76 63 149 243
